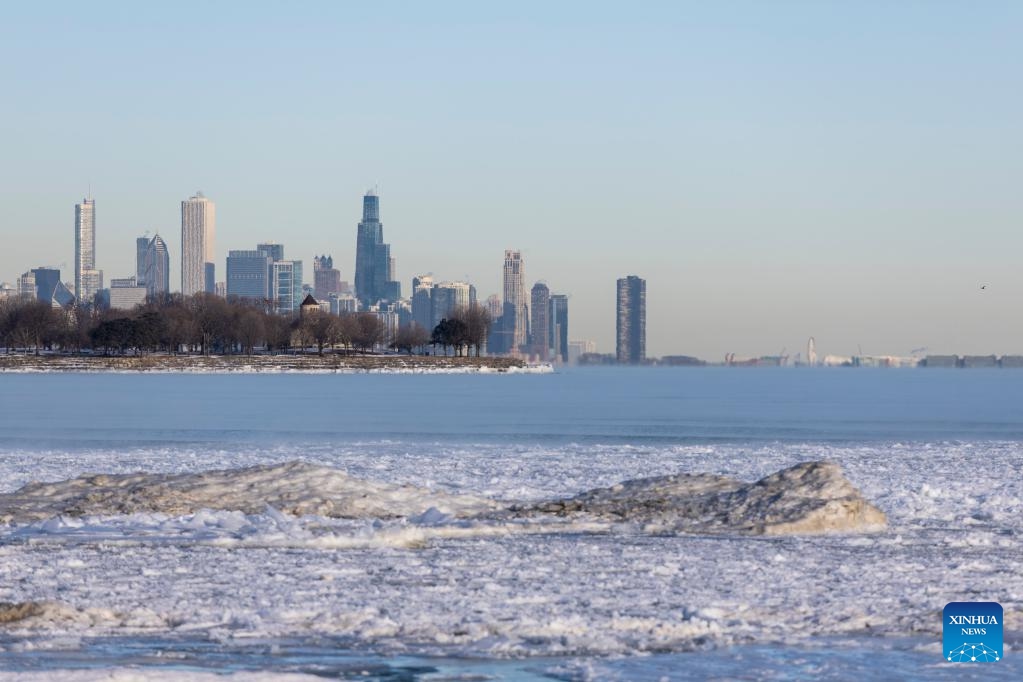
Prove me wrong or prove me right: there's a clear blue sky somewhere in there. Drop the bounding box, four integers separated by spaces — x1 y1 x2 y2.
2 1 1020 359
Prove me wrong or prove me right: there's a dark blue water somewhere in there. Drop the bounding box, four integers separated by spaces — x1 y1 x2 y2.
2 367 1022 447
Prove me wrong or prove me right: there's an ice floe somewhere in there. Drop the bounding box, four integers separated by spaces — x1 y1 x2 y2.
0 460 882 535
519 460 886 534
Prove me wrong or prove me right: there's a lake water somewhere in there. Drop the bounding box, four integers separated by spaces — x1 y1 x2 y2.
0 367 1020 680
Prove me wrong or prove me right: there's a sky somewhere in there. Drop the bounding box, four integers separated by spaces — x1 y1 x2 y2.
1 1 1020 359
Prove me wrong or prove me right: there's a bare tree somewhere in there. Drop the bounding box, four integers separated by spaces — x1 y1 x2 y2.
351 313 385 353
449 304 492 356
264 314 295 353
236 310 266 355
335 313 357 355
391 322 429 355
302 311 343 356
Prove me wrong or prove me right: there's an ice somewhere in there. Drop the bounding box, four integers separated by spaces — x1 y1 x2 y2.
0 461 498 524
0 459 882 535
516 461 886 534
0 440 1019 662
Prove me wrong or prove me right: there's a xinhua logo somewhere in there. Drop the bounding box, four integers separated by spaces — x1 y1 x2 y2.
943 602 1003 663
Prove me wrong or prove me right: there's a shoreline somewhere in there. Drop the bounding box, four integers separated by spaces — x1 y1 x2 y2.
0 354 548 374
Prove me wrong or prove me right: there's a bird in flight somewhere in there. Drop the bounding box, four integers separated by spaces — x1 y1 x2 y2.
981 285 988 290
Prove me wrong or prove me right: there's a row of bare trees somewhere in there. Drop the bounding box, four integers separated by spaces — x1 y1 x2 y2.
0 295 493 357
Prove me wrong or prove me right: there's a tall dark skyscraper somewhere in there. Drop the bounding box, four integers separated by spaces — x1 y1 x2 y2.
616 276 646 364
530 282 550 360
549 293 569 363
354 191 400 307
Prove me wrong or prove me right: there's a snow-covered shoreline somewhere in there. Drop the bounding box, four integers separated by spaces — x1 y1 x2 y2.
0 354 551 374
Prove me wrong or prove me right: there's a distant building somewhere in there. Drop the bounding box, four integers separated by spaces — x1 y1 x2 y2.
568 340 596 365
485 294 502 322
181 192 216 296
17 271 36 299
141 235 170 297
75 197 102 305
300 294 320 318
430 281 473 329
503 250 527 352
549 294 569 363
616 275 646 364
257 243 285 263
313 255 342 300
923 355 958 368
354 191 401 307
227 250 273 301
31 267 63 305
136 237 150 284
660 355 706 367
411 275 434 331
0 282 15 300
109 277 147 310
271 260 303 314
530 282 550 361
330 293 358 315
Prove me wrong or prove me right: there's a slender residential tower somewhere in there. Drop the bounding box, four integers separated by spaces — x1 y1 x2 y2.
181 192 216 296
503 250 527 352
530 282 550 360
616 276 646 364
75 197 103 304
549 293 569 363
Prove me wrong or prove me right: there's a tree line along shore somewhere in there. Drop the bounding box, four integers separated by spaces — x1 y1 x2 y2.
0 292 494 359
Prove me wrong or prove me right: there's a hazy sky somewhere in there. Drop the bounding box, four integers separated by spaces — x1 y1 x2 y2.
2 1 1020 359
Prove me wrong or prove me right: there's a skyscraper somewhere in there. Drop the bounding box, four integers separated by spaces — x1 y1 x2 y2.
530 282 550 361
136 236 150 284
354 191 401 307
313 255 341 300
75 197 103 305
430 281 473 330
616 276 646 364
411 274 434 331
502 250 527 353
226 250 273 301
142 235 170 298
549 294 569 363
31 267 61 304
271 260 304 313
181 192 216 296
256 243 284 262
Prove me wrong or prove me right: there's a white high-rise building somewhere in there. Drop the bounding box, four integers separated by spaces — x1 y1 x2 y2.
503 250 527 351
75 197 102 304
181 192 216 296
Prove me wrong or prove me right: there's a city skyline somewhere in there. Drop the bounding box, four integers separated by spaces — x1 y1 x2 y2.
2 3 1021 358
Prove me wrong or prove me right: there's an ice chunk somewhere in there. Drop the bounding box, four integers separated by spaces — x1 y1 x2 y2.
0 461 497 524
520 461 886 534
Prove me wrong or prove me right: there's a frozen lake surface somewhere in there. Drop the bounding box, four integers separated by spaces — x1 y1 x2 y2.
0 367 1020 679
